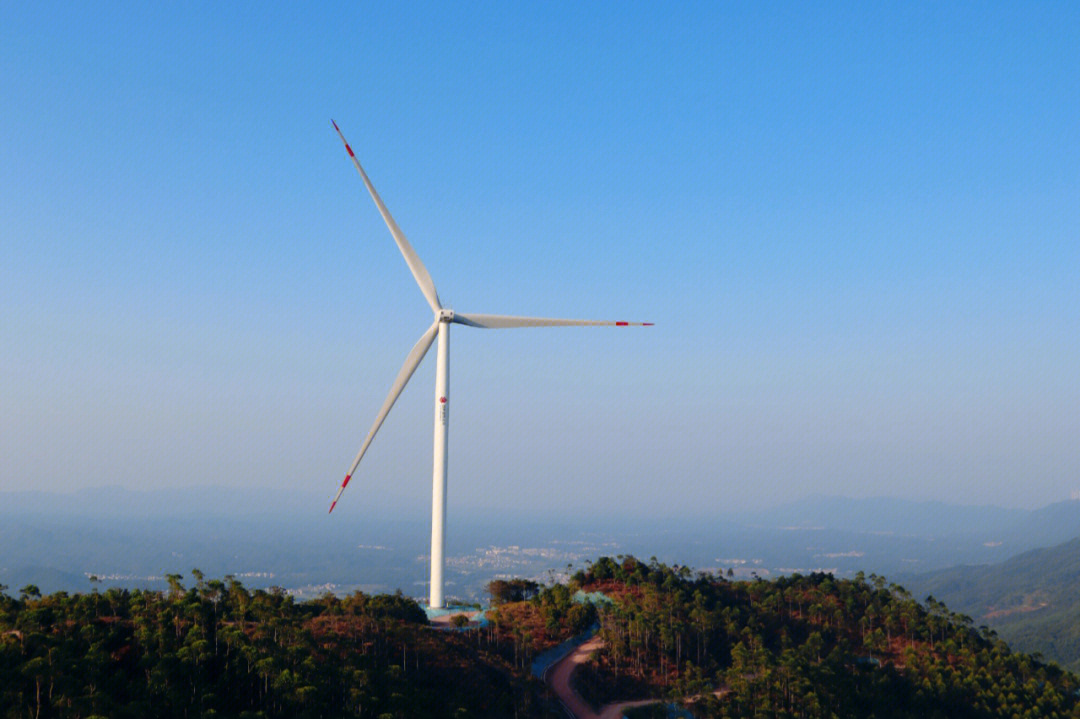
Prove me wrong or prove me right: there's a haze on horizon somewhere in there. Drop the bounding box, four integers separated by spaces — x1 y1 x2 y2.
2 3 1078 520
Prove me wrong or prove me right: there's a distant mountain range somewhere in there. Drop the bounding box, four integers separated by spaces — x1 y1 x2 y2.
0 485 326 518
6 486 1079 542
743 494 1080 548
5 486 1080 665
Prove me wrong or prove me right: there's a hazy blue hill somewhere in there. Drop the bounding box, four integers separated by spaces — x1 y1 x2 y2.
742 494 1027 536
906 535 1080 671
0 485 323 518
1 565 87 594
0 490 1015 594
1010 501 1080 548
6 486 1080 619
746 496 1080 559
0 509 430 596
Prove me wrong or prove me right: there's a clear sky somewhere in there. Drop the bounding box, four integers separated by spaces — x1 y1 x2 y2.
2 2 1078 518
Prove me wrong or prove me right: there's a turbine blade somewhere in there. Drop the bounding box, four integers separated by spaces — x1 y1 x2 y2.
331 120 442 312
329 321 440 513
452 313 654 329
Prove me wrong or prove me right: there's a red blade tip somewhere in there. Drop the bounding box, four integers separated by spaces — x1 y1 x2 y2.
644 322 654 326
328 500 337 514
331 119 340 131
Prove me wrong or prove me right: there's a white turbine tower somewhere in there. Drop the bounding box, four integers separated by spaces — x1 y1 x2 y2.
328 121 651 608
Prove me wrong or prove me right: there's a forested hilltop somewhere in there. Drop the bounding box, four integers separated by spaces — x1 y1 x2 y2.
0 574 555 719
907 536 1080 672
3 559 1079 718
566 558 1080 718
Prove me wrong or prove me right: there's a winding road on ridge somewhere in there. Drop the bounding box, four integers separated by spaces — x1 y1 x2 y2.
544 636 659 719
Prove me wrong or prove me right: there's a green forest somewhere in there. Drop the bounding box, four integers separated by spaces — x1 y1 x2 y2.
910 536 1080 672
0 573 550 719
568 557 1080 717
3 558 1079 718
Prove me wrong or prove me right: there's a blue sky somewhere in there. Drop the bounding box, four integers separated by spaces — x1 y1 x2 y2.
2 2 1078 517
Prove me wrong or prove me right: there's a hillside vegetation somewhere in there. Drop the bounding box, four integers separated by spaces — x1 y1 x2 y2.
568 557 1080 718
909 536 1080 672
0 574 553 719
3 558 1079 718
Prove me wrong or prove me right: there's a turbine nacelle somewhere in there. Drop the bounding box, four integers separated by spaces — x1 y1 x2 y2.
437 308 455 323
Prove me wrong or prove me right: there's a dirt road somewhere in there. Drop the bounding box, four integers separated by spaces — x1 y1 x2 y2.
544 635 659 719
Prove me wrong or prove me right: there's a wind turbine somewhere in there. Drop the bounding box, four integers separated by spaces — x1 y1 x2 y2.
328 121 651 608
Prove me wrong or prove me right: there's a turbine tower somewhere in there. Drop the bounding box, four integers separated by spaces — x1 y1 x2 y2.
328 121 651 608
